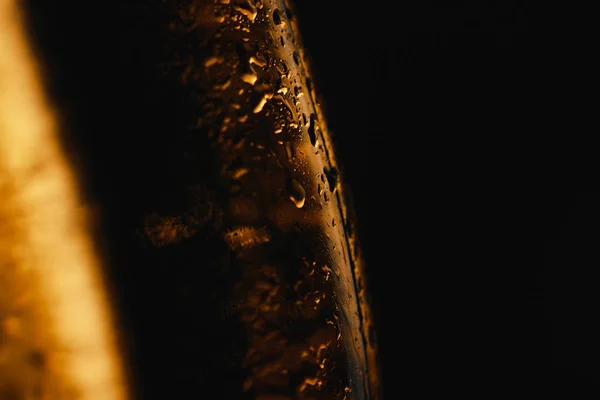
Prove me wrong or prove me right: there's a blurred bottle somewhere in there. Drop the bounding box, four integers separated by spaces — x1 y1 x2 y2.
1 0 380 398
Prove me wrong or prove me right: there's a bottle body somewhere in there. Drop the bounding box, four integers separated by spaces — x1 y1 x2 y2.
1 0 380 398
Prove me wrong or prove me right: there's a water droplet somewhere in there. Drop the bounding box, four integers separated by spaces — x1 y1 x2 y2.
232 167 249 180
278 59 289 75
307 113 317 146
272 9 282 25
323 166 338 191
241 72 258 85
233 2 257 22
204 56 224 67
298 376 320 393
213 78 231 91
306 77 313 94
253 93 273 114
322 267 330 281
224 226 271 251
287 178 306 208
284 140 295 161
249 55 266 68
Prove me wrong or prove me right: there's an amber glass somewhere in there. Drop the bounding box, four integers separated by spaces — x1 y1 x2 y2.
1 0 380 398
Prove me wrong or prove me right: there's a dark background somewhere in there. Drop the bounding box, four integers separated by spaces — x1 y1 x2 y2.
22 0 599 397
292 0 599 396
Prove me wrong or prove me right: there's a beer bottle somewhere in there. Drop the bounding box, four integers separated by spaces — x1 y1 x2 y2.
0 0 380 398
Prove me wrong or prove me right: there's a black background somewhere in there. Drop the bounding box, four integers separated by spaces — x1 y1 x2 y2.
21 0 600 397
292 0 599 396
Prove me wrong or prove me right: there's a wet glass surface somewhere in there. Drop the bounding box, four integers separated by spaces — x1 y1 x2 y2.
2 0 380 399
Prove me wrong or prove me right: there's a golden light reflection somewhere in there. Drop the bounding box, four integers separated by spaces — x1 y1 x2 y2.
0 0 128 398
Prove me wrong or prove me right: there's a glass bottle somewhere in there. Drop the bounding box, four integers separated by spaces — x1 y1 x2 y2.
1 0 380 398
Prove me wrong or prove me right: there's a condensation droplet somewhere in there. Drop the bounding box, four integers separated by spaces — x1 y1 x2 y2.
307 113 317 146
241 72 258 85
253 93 273 114
298 376 320 393
324 166 339 191
233 2 257 22
224 226 271 251
272 9 282 25
321 265 331 281
287 178 306 208
232 167 249 180
204 56 224 67
249 55 266 68
213 79 231 91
